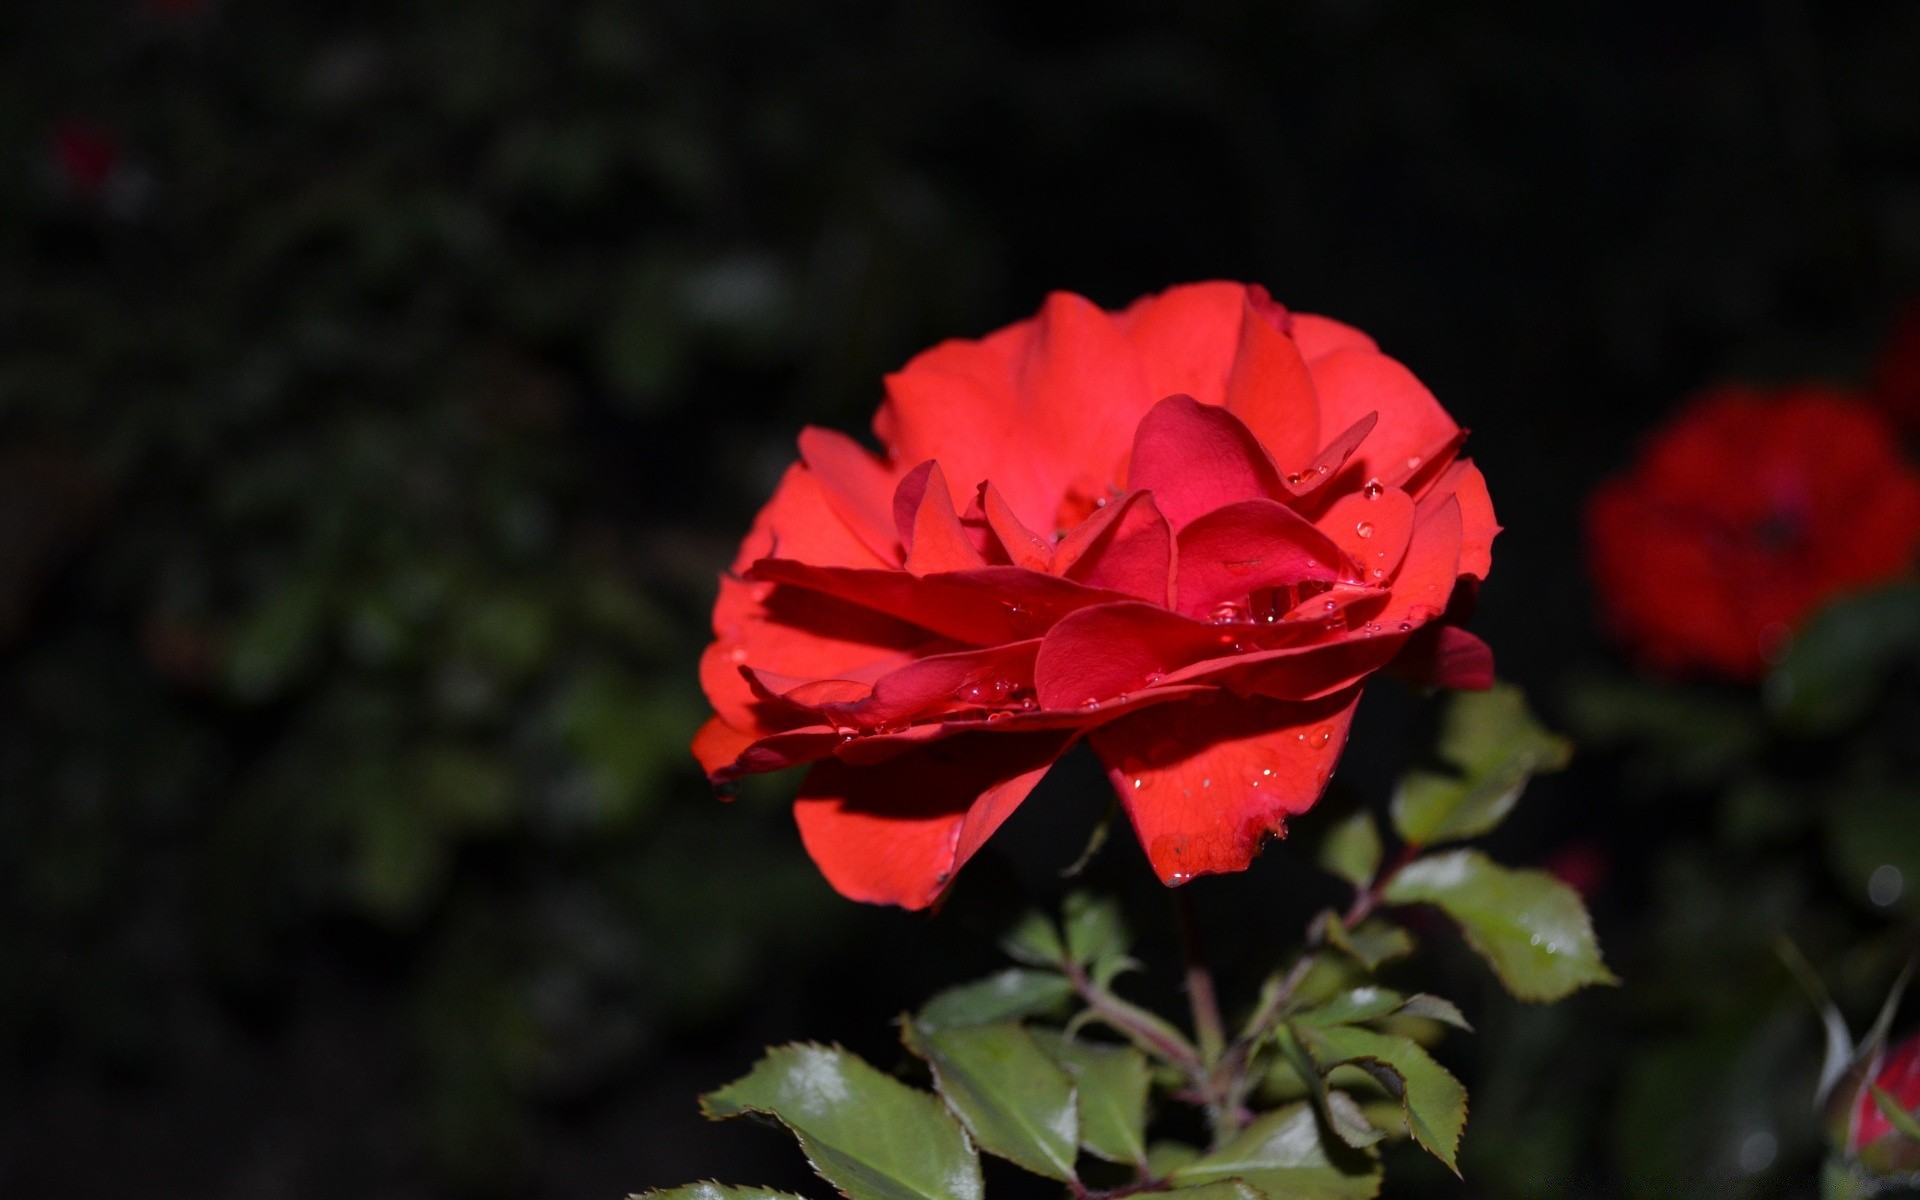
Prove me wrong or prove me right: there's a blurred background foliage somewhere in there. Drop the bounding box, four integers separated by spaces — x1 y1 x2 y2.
3 1 1920 1197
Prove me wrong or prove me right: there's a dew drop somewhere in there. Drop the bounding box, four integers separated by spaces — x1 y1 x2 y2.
1362 479 1384 499
1398 621 1412 632
1081 697 1102 710
1406 455 1423 471
1202 778 1212 789
1132 777 1143 789
1310 726 1333 749
727 645 749 664
1323 599 1337 612
1093 496 1108 508
1019 696 1038 710
1316 464 1329 475
985 711 1009 723
1262 768 1273 777
1209 601 1247 624
1355 521 1375 539
1285 472 1303 486
1144 671 1165 685
1368 568 1387 580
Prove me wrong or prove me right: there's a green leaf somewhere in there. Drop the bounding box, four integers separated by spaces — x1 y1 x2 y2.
632 1187 808 1200
1395 994 1472 1031
1160 1183 1265 1200
1319 915 1416 971
1063 891 1129 969
1318 810 1383 888
1294 986 1408 1028
1295 1025 1468 1172
1768 583 1920 734
1002 911 1066 967
1169 1103 1382 1199
1382 850 1615 1001
1273 1026 1382 1151
1870 1085 1920 1144
1145 1141 1203 1175
701 1044 982 1200
1391 684 1571 846
903 1022 1078 1182
1031 1030 1150 1166
917 970 1074 1032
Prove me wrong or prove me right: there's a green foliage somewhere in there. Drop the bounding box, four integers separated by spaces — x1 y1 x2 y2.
634 1186 808 1200
1869 1086 1920 1145
1767 584 1920 735
1319 811 1384 888
1167 1104 1383 1198
1391 684 1572 847
1031 1030 1152 1166
702 1044 983 1200
1293 1024 1469 1172
903 1021 1080 1181
1382 850 1615 1002
918 969 1075 1033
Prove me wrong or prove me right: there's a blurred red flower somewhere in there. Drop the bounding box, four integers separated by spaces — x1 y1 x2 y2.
695 283 1498 908
1586 386 1920 682
50 119 120 198
1873 301 1920 438
1850 1031 1920 1165
1543 840 1609 901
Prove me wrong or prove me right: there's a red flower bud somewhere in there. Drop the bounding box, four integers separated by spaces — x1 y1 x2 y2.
1849 1031 1920 1170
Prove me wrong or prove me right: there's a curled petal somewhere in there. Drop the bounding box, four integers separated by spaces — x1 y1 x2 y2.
1175 499 1345 618
1052 490 1175 605
745 559 1134 645
979 480 1052 570
1307 349 1461 488
1033 602 1231 710
894 460 988 575
1390 625 1495 691
1091 689 1363 884
1127 394 1286 531
798 426 903 563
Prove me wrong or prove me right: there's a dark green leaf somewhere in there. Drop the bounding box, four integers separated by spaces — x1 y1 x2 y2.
903 1022 1078 1182
1767 583 1920 734
1320 915 1416 971
1273 1025 1382 1151
917 970 1074 1033
1002 911 1066 967
1391 684 1571 846
1145 1142 1203 1175
1063 892 1129 969
1294 987 1407 1028
1382 850 1615 1001
1169 1102 1381 1199
1031 1030 1150 1166
701 1044 981 1200
1295 1025 1467 1172
1158 1184 1263 1200
1319 811 1383 888
1395 994 1472 1032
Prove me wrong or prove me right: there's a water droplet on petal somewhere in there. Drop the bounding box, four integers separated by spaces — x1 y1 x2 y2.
1285 471 1303 486
1209 601 1247 624
727 645 749 664
1308 726 1332 749
1362 479 1384 499
1144 671 1165 685
1355 521 1375 539
1081 697 1102 710
1398 621 1412 632
1132 777 1143 790
1406 455 1423 471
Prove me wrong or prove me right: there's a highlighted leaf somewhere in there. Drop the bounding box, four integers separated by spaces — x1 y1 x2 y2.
701 1044 981 1200
1032 1030 1151 1166
1295 1024 1468 1172
1391 684 1571 846
1382 850 1615 1001
1317 913 1416 971
633 1188 808 1200
904 1021 1078 1181
1063 891 1130 970
1169 1102 1382 1199
918 969 1074 1032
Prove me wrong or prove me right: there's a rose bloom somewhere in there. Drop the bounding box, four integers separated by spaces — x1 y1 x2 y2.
1586 385 1920 682
1850 1031 1920 1172
694 283 1497 908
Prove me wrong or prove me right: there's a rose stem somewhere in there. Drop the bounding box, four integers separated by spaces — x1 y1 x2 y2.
1172 886 1227 1068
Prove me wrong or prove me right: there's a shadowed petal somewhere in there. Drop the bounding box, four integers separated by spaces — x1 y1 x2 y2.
1052 490 1175 605
1175 499 1345 618
1033 601 1232 709
745 559 1135 645
894 460 988 575
794 731 1076 908
798 426 903 564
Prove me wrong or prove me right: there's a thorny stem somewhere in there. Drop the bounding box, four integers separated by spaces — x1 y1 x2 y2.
1173 887 1228 1068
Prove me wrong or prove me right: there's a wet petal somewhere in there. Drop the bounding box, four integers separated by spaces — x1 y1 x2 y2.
1175 499 1345 618
1033 602 1231 709
814 640 1042 729
1307 349 1461 487
1317 486 1416 585
1091 688 1363 883
745 559 1133 645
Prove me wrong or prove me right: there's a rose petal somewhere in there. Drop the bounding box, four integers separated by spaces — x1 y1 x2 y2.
701 575 930 732
1316 487 1416 585
1090 688 1363 883
745 558 1134 645
1290 312 1379 362
1307 349 1461 487
813 640 1042 729
692 716 758 778
1014 291 1155 506
979 480 1053 570
1388 625 1495 691
1127 395 1287 531
1224 292 1321 468
1282 412 1378 500
1175 499 1346 618
1417 458 1498 581
1053 490 1175 605
793 731 1076 908
798 426 903 564
1033 601 1233 709
894 460 987 575
1115 281 1248 408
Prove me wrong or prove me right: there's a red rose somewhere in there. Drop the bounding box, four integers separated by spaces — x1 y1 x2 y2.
1586 385 1920 682
695 282 1498 908
1850 1031 1920 1166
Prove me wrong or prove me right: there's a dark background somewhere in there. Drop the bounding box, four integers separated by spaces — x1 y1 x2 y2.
3 1 1919 1197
